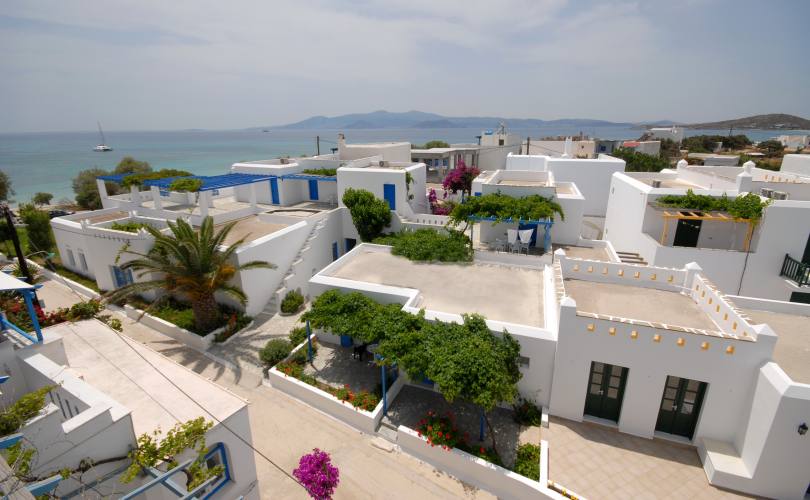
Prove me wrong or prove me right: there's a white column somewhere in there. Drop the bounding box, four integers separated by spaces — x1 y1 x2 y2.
249 183 258 208
199 191 211 219
129 185 142 207
150 186 162 210
96 179 110 208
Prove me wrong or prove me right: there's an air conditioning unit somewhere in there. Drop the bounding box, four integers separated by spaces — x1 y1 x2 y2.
378 161 389 168
772 191 789 200
651 180 662 188
759 188 773 198
280 158 289 165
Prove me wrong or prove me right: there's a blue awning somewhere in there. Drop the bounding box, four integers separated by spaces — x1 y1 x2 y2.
143 173 277 192
280 173 337 182
96 174 128 182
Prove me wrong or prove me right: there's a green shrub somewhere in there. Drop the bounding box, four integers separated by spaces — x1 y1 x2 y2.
19 204 54 253
449 192 565 226
259 339 293 366
67 299 103 321
120 169 193 188
169 178 203 192
513 443 540 480
342 188 392 241
0 386 53 435
289 326 308 345
657 189 770 222
374 229 472 262
301 168 337 176
111 221 150 233
512 397 542 427
611 147 670 172
280 290 304 314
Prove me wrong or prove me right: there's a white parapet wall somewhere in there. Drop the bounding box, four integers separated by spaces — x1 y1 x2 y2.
396 426 565 500
123 304 222 351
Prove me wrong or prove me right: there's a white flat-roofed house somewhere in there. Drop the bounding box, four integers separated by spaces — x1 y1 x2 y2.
776 134 809 150
649 126 684 143
0 273 257 498
302 237 810 499
603 159 810 303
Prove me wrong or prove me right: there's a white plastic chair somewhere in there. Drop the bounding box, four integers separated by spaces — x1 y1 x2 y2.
518 229 534 255
507 229 519 253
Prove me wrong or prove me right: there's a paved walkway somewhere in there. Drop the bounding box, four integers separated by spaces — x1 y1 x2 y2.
35 279 493 499
543 417 754 500
208 308 307 379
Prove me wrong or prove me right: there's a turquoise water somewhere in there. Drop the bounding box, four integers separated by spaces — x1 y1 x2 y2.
0 127 798 204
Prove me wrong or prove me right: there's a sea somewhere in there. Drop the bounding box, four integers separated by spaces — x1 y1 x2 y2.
0 126 801 204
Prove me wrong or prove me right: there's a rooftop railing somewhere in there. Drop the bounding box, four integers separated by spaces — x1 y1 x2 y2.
780 253 810 287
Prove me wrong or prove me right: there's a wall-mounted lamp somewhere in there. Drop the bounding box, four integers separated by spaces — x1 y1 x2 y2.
799 423 808 436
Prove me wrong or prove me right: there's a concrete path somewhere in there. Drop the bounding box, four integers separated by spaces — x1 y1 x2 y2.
207 308 307 379
35 279 493 499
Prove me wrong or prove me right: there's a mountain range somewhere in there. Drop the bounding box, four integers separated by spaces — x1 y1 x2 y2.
683 113 810 130
264 110 643 130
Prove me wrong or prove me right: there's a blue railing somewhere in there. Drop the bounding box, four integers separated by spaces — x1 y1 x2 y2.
0 316 38 344
780 253 810 287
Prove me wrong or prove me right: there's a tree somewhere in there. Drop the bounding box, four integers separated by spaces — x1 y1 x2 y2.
0 170 14 202
658 138 681 160
611 147 670 172
32 192 53 206
105 216 275 332
72 168 116 210
378 314 522 457
342 188 391 241
415 140 450 149
113 156 152 175
757 139 785 157
19 204 53 253
442 158 480 196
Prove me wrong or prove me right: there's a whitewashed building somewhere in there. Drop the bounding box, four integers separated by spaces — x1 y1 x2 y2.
649 126 684 143
0 275 257 499
603 156 810 303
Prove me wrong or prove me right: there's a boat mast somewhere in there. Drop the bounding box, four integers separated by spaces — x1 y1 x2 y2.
97 121 106 144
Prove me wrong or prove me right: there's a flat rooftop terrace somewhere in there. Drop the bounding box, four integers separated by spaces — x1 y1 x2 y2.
329 248 545 326
56 320 245 435
743 309 810 383
216 215 288 246
564 280 719 331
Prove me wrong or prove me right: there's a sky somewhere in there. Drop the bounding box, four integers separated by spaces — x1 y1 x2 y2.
2 0 809 133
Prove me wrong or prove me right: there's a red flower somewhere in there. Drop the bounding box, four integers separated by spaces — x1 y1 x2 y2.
437 431 443 438
479 447 485 454
427 425 432 431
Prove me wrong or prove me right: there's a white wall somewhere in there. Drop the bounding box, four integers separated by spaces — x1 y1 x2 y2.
337 164 427 218
780 153 810 176
546 156 626 217
338 139 412 162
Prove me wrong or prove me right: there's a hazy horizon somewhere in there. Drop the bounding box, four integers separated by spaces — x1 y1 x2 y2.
3 0 809 133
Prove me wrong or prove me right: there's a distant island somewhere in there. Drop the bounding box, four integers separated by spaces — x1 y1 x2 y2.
683 113 810 130
261 110 637 130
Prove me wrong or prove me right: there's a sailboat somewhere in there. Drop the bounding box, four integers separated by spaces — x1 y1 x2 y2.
93 122 113 152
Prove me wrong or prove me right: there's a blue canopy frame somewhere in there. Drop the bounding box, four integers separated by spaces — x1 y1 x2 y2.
280 173 337 182
143 173 277 192
0 272 44 344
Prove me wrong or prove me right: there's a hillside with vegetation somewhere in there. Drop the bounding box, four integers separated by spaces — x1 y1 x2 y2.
684 114 810 130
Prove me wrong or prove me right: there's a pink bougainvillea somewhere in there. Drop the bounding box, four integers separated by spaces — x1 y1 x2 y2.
293 448 340 500
441 158 480 195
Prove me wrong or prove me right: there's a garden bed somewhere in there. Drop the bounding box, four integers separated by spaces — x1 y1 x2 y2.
123 299 251 351
397 426 559 500
266 334 405 434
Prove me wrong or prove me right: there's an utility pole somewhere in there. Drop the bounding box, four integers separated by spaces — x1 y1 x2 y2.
316 136 320 156
2 205 37 301
526 136 531 155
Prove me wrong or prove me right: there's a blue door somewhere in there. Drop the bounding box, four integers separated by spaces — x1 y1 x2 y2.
518 223 537 246
308 179 319 200
383 184 396 210
345 238 356 252
332 241 339 261
270 178 280 204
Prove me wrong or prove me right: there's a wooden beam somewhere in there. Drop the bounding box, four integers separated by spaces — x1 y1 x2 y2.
660 218 670 245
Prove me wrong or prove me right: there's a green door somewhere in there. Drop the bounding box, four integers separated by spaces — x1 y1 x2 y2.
655 376 707 439
584 361 629 422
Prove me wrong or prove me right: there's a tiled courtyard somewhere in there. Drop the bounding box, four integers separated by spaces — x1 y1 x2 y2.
544 417 755 499
303 341 381 393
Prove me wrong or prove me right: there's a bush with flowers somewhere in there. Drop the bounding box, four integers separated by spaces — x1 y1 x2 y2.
416 409 504 464
293 448 340 500
328 384 380 412
441 158 480 196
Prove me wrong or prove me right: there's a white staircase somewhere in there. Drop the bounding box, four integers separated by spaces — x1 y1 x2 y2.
261 217 328 317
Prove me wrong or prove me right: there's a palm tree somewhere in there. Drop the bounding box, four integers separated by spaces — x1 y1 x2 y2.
106 216 275 332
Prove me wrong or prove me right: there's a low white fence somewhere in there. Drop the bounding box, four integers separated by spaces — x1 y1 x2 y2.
265 335 406 435
123 304 222 351
397 426 565 500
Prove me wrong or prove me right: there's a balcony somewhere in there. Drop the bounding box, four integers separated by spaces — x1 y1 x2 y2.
780 253 810 287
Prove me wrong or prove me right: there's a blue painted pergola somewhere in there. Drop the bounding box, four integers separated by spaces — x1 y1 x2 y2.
0 272 44 344
467 215 555 252
97 172 278 192
280 173 337 182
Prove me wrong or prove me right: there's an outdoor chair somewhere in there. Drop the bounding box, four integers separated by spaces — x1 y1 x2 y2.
518 229 534 255
353 343 369 361
491 238 507 252
507 229 519 253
